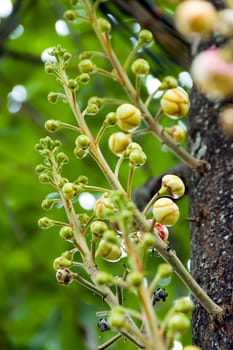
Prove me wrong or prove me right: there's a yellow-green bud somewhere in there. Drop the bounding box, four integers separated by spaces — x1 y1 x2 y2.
159 76 178 90
165 124 186 143
96 240 122 261
35 164 47 173
141 232 156 247
126 272 143 287
41 199 55 211
78 59 94 73
98 18 112 33
44 62 56 74
53 256 73 270
167 312 190 333
90 220 108 239
45 119 62 132
138 29 153 44
62 182 77 200
108 307 125 329
75 134 90 150
38 173 50 184
108 132 131 155
161 174 185 199
78 73 90 84
104 112 117 126
59 226 74 240
48 92 59 104
153 198 179 226
67 79 78 90
57 152 69 165
161 88 189 119
85 103 99 115
131 58 150 76
64 10 77 21
174 297 194 313
94 196 115 219
73 147 88 159
157 263 173 279
96 271 114 285
88 96 103 107
56 268 74 285
116 103 142 131
129 149 147 167
38 216 54 229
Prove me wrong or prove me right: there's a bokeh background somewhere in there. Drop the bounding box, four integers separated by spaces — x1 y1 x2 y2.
0 1 191 349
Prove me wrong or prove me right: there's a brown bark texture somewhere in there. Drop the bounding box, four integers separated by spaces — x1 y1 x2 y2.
188 89 233 349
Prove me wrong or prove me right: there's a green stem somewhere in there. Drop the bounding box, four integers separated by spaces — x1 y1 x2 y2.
142 191 160 215
127 164 135 198
123 42 141 70
74 273 107 298
145 87 161 108
97 334 122 350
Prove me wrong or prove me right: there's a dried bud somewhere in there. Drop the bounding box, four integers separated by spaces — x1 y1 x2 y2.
59 226 74 241
167 312 190 333
161 88 189 119
131 58 150 76
78 59 95 73
161 174 185 199
174 297 194 313
97 18 112 33
108 132 131 155
129 149 147 167
153 198 179 226
157 263 173 279
175 0 217 39
116 103 142 131
138 29 153 44
56 268 74 285
191 48 233 100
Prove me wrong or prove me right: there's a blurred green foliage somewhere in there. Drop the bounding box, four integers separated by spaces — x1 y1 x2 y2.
0 1 191 349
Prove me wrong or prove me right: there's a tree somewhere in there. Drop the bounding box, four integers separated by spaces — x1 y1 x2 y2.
0 1 232 350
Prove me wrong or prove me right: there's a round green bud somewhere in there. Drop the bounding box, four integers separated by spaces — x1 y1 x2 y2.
78 59 95 73
48 92 59 104
75 134 90 149
131 58 150 76
67 79 78 91
56 268 74 285
73 147 89 159
174 297 194 313
96 271 114 285
157 263 173 279
38 173 50 184
53 256 73 270
90 220 108 239
64 10 77 21
153 198 179 226
108 307 125 329
129 149 147 167
79 51 93 60
95 196 115 219
165 124 186 143
57 152 69 165
59 226 74 240
103 230 118 244
142 232 156 247
116 103 142 131
88 96 103 107
78 73 90 84
44 62 56 74
159 76 178 90
38 216 54 229
85 103 99 115
138 29 153 44
45 119 62 133
108 132 132 155
75 175 88 185
104 112 117 126
41 199 55 211
97 240 122 261
62 182 77 200
167 312 190 333
77 213 90 225
98 18 112 33
126 271 143 287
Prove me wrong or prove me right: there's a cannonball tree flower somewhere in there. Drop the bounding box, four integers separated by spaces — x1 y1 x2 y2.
152 198 179 226
191 48 233 100
175 0 217 39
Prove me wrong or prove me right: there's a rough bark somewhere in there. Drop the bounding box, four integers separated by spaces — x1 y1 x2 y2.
188 89 233 349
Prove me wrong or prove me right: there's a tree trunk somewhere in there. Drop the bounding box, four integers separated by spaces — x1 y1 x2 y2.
188 88 233 348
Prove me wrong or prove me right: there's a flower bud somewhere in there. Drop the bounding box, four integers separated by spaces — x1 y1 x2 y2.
159 76 178 90
131 58 150 76
53 256 73 270
219 106 233 137
161 88 189 119
64 10 77 21
97 18 112 33
108 132 131 155
59 226 74 241
175 0 217 39
104 112 117 126
62 182 77 200
73 147 89 159
85 103 99 115
78 59 95 73
96 240 122 261
90 220 108 239
38 173 50 184
154 222 169 242
44 119 62 132
56 268 74 285
129 149 147 167
161 174 185 199
174 297 194 313
141 232 156 248
138 29 153 44
191 48 233 100
94 196 115 219
167 312 190 333
48 92 59 104
165 124 186 143
38 216 54 229
44 62 56 74
157 263 173 279
116 103 142 131
126 271 143 287
96 271 114 285
153 198 179 226
78 73 90 84
88 96 103 107
67 79 78 91
108 307 125 329
35 164 47 173
57 152 69 165
41 199 55 211
75 134 90 150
